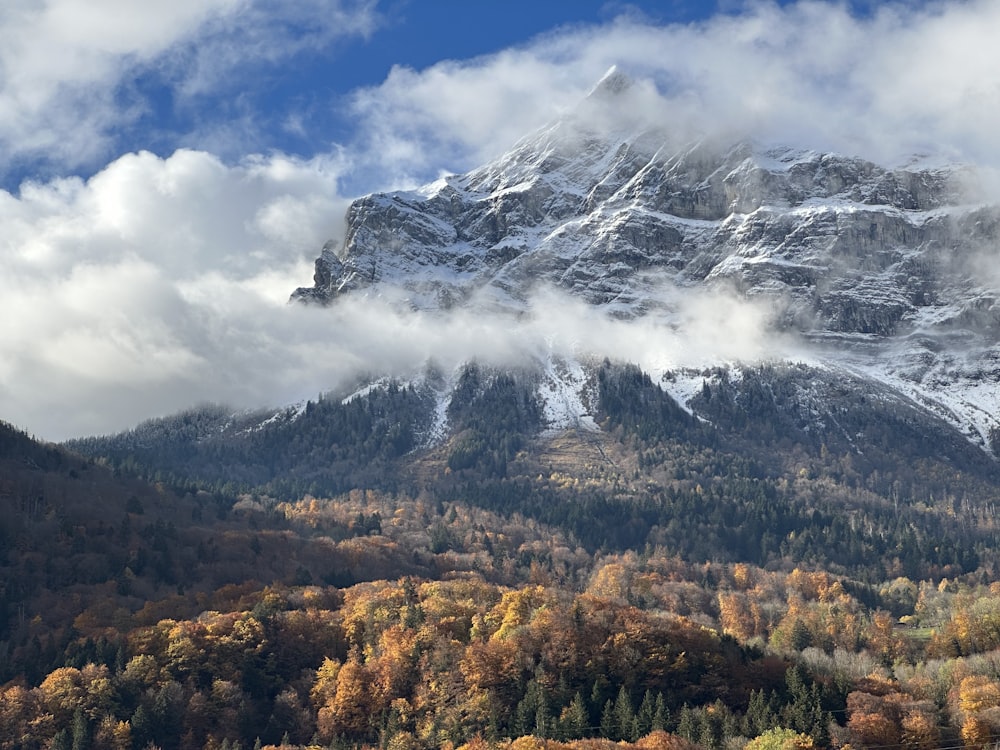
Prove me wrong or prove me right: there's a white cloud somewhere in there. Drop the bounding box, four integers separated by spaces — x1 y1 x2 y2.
0 0 378 171
346 0 1000 189
0 148 348 439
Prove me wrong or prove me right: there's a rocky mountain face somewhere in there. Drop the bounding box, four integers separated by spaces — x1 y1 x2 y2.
292 70 1000 455
66 75 1000 581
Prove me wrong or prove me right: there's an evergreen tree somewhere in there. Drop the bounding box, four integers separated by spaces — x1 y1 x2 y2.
699 711 721 750
614 686 637 742
561 692 590 740
781 667 831 745
535 704 550 738
636 690 656 738
677 705 697 742
600 700 616 740
589 678 607 722
131 705 153 749
745 689 779 737
652 693 669 732
515 679 547 738
71 709 90 750
789 620 812 651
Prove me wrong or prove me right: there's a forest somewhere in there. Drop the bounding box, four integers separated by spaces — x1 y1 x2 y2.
7 361 1000 749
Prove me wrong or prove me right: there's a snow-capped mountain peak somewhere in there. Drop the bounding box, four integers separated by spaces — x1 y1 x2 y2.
292 73 1000 453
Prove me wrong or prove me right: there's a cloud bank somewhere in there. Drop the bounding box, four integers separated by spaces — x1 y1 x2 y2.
0 150 348 438
3 0 1000 440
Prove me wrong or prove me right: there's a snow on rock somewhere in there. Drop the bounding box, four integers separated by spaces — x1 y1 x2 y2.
291 70 1000 454
537 354 599 433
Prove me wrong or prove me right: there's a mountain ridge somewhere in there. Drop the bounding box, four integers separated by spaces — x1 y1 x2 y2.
58 70 1000 585
291 73 1000 455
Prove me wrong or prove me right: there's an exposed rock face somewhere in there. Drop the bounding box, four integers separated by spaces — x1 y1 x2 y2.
291 125 976 325
291 77 1000 451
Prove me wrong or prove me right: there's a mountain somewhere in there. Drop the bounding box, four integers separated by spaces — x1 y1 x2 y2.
292 68 1000 454
24 72 1000 750
68 69 1000 582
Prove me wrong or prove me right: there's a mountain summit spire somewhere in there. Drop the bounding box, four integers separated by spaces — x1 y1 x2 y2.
586 65 633 99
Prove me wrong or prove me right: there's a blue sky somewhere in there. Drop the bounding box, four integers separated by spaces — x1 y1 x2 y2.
0 0 996 440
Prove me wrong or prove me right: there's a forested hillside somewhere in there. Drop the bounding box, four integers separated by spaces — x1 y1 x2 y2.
8 359 1000 748
67 382 436 499
67 361 1000 581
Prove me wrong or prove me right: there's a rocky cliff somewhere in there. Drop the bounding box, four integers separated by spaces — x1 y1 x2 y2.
292 70 1000 452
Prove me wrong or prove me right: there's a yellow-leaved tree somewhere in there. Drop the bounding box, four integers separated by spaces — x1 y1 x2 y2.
744 727 816 750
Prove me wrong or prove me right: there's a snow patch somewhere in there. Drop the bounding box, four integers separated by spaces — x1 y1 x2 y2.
537 354 598 432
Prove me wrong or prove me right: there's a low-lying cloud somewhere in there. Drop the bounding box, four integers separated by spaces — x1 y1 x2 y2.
1 267 788 442
0 139 784 441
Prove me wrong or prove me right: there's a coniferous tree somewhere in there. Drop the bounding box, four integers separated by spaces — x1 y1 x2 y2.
636 690 656 737
677 705 697 742
653 693 669 732
614 686 637 741
600 699 616 740
561 692 589 740
71 708 90 750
